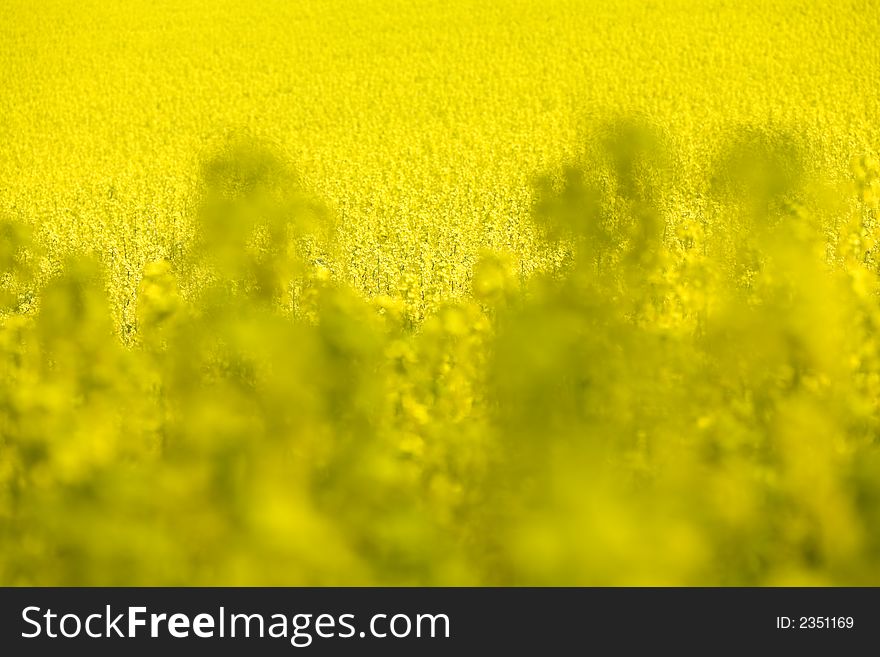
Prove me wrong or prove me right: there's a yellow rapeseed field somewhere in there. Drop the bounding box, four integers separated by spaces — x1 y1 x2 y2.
1 0 879 584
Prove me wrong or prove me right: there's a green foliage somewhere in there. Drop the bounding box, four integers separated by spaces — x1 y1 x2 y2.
2 0 879 586
2 127 880 585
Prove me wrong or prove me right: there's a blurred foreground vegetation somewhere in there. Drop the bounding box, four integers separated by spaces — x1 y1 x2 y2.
2 125 880 585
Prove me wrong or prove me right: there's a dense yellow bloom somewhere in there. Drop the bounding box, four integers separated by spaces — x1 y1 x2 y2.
1 0 879 585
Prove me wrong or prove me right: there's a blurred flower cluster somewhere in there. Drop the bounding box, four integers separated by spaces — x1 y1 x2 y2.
2 127 880 586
